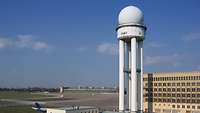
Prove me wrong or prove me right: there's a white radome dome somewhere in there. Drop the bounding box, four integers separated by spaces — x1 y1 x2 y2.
118 6 144 25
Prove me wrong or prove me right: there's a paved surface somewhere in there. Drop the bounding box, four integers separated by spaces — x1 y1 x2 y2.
46 93 119 111
0 92 119 111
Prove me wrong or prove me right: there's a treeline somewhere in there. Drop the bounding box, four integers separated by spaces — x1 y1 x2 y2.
0 87 59 92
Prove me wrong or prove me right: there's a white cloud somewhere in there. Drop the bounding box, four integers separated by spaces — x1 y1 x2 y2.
15 35 33 48
144 54 182 67
0 38 12 48
97 42 118 55
33 42 49 50
0 35 49 51
183 32 200 41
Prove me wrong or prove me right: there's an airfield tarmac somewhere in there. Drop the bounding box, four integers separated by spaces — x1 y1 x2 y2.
0 91 118 113
46 92 118 111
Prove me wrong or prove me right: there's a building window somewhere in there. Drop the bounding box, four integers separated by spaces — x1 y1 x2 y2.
187 99 190 103
182 99 185 103
187 88 190 92
191 76 194 80
154 98 157 102
149 98 153 102
187 105 190 109
177 105 180 108
181 77 183 80
192 82 196 86
177 83 180 86
182 105 185 108
172 105 175 108
145 98 148 102
181 83 185 86
177 99 180 103
182 88 185 92
198 106 200 109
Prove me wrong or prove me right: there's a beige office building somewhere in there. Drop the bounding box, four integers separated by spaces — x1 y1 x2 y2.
143 71 200 113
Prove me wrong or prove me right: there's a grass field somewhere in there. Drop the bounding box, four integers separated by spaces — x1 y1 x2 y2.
0 91 48 100
0 91 49 113
0 91 118 113
0 91 95 113
0 105 37 113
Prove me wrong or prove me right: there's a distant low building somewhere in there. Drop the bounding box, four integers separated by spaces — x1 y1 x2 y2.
47 106 98 113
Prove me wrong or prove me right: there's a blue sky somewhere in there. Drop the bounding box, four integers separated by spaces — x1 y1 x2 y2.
0 0 200 88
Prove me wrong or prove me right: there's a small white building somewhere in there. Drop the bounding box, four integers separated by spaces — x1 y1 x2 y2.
47 106 99 113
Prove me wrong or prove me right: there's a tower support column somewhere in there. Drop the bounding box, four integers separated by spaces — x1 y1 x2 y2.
128 42 132 111
138 41 143 113
131 38 137 113
119 40 125 112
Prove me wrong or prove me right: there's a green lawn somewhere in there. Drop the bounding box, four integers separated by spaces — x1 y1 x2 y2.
0 91 48 100
0 105 38 113
0 91 49 113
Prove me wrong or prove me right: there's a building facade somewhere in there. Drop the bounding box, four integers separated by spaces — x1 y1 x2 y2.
143 71 200 113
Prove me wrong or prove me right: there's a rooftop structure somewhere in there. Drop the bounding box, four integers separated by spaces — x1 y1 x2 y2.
47 106 98 113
